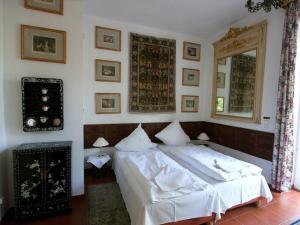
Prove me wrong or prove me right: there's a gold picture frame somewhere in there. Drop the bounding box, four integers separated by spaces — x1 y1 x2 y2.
21 24 66 64
95 26 121 51
181 95 199 112
95 93 121 114
183 41 201 61
24 0 64 15
182 68 200 86
217 72 226 88
95 59 121 83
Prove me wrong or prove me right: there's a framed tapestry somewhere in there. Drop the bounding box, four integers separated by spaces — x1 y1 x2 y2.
24 0 64 15
181 95 199 112
95 59 121 82
21 25 66 64
229 54 256 112
129 33 176 112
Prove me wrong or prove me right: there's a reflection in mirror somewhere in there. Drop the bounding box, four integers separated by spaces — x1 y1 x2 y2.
216 50 256 118
211 20 267 123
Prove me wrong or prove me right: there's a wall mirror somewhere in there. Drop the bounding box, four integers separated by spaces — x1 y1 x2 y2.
211 20 267 123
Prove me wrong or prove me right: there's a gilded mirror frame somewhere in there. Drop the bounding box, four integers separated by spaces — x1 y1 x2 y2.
211 20 267 123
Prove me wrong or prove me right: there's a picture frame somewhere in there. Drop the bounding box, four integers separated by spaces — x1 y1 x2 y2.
217 72 226 88
183 41 201 61
95 59 121 82
24 0 64 15
21 24 66 64
216 96 225 112
95 26 121 51
95 93 121 114
218 57 226 65
181 95 199 112
182 68 200 86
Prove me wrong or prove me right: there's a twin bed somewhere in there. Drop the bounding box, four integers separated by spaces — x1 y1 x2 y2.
88 121 273 225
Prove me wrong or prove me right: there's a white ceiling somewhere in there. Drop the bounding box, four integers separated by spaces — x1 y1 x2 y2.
84 0 251 38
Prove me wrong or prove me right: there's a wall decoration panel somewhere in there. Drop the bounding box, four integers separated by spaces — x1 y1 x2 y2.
129 33 176 112
84 122 274 161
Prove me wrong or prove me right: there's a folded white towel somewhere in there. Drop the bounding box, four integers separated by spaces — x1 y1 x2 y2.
87 155 111 169
214 159 262 176
214 159 250 173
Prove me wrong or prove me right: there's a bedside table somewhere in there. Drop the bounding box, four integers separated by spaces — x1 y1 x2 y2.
87 154 112 178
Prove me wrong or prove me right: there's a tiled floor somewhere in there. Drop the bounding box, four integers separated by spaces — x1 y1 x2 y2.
216 189 300 225
1 169 300 225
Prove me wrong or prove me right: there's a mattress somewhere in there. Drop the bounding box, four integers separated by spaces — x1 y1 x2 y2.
158 144 273 209
113 149 227 225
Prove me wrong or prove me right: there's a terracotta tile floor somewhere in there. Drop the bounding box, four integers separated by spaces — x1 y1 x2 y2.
1 169 300 225
216 189 300 225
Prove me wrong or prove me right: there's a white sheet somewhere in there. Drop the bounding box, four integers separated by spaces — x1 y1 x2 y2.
125 151 207 202
159 144 273 209
113 149 227 225
159 145 262 182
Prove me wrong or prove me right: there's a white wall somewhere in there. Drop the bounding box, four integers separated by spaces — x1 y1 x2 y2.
83 15 204 125
203 9 285 133
0 0 7 220
3 0 84 207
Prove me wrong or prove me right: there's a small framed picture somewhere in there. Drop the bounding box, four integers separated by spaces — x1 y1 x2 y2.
183 41 201 61
95 59 121 82
182 68 200 86
24 0 64 15
217 72 226 88
181 95 199 112
95 93 121 114
218 58 226 65
95 26 121 51
21 25 66 64
216 96 224 112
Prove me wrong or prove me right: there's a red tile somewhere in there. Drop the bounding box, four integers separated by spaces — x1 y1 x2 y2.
235 212 268 225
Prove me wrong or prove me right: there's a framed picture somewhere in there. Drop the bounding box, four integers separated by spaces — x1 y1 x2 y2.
95 59 121 82
24 0 64 15
95 26 121 51
183 41 201 61
95 93 121 114
182 68 200 86
21 25 66 64
181 95 199 112
218 58 226 65
217 72 226 88
216 96 224 112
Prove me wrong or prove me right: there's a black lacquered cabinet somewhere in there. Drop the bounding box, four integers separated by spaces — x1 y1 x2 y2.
13 141 72 220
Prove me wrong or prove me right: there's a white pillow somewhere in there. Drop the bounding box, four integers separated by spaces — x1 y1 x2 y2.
115 124 157 151
155 119 190 146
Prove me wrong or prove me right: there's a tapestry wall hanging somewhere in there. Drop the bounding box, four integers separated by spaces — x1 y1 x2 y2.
129 33 176 112
229 54 256 112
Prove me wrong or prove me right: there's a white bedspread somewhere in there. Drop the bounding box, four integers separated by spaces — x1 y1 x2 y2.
159 145 262 181
113 149 227 225
159 144 273 209
124 151 207 202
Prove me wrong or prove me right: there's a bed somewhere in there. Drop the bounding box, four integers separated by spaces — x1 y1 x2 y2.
113 148 227 225
158 144 273 210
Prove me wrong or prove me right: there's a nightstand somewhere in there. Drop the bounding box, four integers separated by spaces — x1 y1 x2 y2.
87 154 112 178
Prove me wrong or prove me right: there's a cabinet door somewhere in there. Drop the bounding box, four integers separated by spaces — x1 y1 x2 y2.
14 151 45 218
45 148 71 214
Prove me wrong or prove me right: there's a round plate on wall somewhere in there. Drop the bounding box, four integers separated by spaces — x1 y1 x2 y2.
25 117 37 127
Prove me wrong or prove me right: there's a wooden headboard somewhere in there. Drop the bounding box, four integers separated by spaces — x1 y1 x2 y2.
84 121 274 161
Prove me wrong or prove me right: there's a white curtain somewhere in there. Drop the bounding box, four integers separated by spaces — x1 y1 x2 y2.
294 21 300 191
